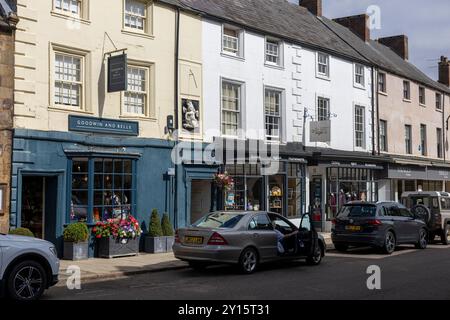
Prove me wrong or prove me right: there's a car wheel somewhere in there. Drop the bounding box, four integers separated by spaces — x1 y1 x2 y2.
188 261 209 271
382 231 396 255
239 247 258 274
441 225 450 245
334 243 348 252
7 260 47 301
306 244 323 266
415 229 428 249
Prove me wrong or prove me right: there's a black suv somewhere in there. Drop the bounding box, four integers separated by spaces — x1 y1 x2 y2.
332 202 428 254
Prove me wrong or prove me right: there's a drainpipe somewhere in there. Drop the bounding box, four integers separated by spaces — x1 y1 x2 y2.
442 92 446 163
375 68 381 155
173 8 180 229
371 66 377 156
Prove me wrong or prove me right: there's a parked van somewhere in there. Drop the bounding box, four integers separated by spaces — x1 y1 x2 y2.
401 191 450 245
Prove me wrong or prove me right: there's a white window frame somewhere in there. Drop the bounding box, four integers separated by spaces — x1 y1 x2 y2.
54 0 82 18
419 86 426 106
265 38 283 67
264 87 283 142
317 96 330 121
123 0 152 35
222 25 244 58
354 105 366 149
420 124 427 156
403 80 411 101
378 72 387 93
405 125 412 154
316 52 330 79
436 93 443 111
122 65 150 117
221 79 243 137
379 120 388 152
354 63 365 88
52 48 86 110
437 128 443 158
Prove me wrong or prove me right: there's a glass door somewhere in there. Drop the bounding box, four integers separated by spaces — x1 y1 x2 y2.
21 176 45 239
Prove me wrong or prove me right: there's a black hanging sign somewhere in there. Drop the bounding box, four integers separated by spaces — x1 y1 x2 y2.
108 53 127 93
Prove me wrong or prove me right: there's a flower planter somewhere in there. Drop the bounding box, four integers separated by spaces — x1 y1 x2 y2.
97 237 139 259
63 241 89 261
144 236 166 253
165 236 175 252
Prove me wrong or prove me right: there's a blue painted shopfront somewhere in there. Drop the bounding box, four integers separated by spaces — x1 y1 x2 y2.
11 129 176 257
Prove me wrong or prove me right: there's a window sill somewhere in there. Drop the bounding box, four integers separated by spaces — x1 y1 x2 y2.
378 91 388 96
120 115 157 122
315 74 331 82
264 63 284 70
353 83 366 90
220 52 245 62
420 103 427 108
121 29 155 40
49 106 93 115
403 98 412 103
436 108 443 113
50 11 91 25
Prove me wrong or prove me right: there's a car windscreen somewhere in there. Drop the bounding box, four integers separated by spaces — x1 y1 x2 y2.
337 205 377 218
193 212 244 229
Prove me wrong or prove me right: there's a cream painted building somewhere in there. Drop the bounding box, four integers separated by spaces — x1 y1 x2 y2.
10 0 203 254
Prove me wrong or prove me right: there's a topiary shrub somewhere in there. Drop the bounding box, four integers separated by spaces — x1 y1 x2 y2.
161 213 174 237
9 228 34 237
148 209 163 237
63 223 89 243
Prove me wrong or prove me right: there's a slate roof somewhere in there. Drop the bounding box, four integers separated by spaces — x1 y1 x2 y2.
320 17 450 94
164 0 369 64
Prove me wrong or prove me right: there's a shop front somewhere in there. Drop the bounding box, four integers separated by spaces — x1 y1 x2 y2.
11 124 175 257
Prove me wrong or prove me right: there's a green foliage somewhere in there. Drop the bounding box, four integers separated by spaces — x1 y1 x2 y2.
64 223 89 243
9 228 34 237
149 209 163 237
161 213 174 236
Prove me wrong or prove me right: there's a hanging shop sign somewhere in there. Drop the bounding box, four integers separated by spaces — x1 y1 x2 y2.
310 120 331 143
108 53 127 93
69 115 139 136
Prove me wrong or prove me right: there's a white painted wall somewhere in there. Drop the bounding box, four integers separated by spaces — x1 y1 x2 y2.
202 18 373 153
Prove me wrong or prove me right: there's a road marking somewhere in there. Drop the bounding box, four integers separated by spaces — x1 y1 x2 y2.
327 245 449 259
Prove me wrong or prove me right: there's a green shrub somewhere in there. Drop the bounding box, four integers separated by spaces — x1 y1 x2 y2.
63 223 89 243
149 209 163 237
9 228 34 237
161 213 174 236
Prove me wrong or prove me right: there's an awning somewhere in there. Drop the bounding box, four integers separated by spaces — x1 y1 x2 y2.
391 158 432 167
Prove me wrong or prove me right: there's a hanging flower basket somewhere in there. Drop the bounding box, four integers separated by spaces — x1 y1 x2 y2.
214 172 234 191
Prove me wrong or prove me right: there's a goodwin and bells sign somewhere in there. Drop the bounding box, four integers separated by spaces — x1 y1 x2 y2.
69 115 139 136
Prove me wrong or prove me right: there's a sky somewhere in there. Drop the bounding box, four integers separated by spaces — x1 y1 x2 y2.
290 0 450 80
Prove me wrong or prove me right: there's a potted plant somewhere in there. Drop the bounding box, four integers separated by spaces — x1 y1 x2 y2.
214 171 234 191
161 213 175 252
93 214 142 259
63 223 89 261
8 228 35 237
144 209 165 253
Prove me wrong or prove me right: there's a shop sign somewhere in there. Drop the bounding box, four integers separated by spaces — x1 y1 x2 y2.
69 115 139 136
427 168 450 181
388 165 427 180
310 120 331 143
107 53 127 93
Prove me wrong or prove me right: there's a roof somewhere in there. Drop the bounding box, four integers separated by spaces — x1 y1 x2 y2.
163 0 369 64
320 16 450 94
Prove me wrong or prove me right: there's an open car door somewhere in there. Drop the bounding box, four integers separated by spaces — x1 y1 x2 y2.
296 213 318 257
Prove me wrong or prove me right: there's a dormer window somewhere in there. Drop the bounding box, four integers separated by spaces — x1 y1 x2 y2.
222 26 244 58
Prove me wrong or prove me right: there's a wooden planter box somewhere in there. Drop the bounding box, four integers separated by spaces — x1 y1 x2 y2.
63 241 89 261
144 236 166 253
97 237 139 259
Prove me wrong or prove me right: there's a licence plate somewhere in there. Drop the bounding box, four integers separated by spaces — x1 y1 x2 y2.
345 225 361 231
184 236 204 245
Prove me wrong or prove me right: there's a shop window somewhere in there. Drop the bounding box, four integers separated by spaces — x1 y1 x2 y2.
69 157 136 223
269 175 284 215
287 163 304 219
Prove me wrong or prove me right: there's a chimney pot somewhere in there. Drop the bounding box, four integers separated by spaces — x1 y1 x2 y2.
299 0 322 17
439 56 450 87
333 14 370 42
377 35 409 60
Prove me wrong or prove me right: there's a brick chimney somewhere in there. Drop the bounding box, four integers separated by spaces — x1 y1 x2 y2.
333 14 370 42
300 0 322 17
377 35 409 60
439 56 450 87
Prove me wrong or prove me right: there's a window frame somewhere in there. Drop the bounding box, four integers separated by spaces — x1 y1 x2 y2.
405 125 412 154
316 52 330 79
317 96 330 121
403 80 411 101
436 92 443 111
122 0 153 35
53 0 84 19
419 86 426 106
378 72 386 93
437 127 443 158
354 63 365 88
221 79 243 138
354 105 366 149
379 119 388 152
121 63 152 117
222 25 244 58
420 124 427 156
265 38 283 67
264 87 284 142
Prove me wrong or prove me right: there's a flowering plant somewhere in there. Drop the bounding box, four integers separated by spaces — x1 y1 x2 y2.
214 171 234 191
93 215 142 240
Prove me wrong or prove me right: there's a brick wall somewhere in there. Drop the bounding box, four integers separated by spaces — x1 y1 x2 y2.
0 25 14 233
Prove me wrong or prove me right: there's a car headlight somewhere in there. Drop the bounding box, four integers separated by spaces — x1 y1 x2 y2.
49 246 58 257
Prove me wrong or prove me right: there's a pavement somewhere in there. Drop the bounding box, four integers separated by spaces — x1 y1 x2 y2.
58 233 333 286
48 244 450 300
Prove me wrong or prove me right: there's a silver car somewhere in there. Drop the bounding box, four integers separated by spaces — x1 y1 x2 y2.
173 211 325 274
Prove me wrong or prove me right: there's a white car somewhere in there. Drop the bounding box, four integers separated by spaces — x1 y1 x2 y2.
0 233 60 301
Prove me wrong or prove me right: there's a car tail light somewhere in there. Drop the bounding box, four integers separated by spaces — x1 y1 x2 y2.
175 230 180 243
368 219 382 226
207 232 228 245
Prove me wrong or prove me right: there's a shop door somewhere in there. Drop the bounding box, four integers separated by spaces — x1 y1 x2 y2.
309 177 323 223
21 176 58 245
191 180 212 224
